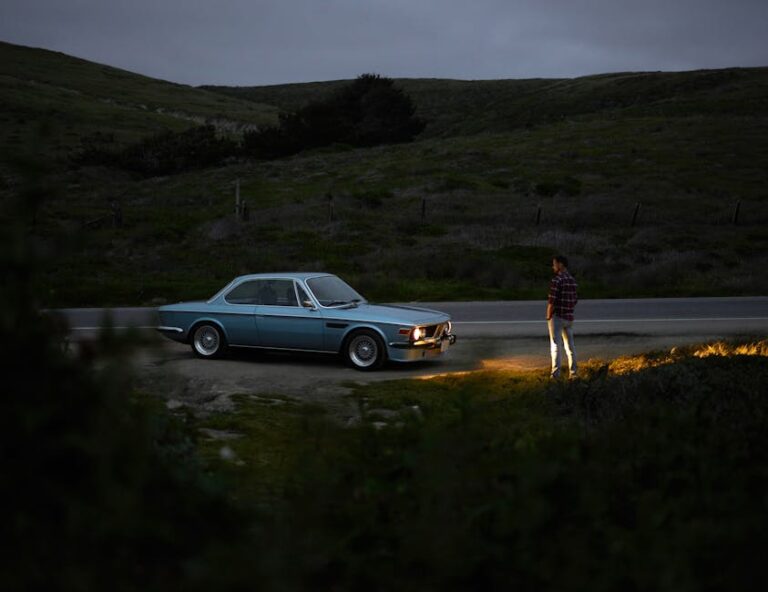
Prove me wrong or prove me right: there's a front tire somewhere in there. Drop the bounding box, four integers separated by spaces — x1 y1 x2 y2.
344 329 386 371
191 323 226 359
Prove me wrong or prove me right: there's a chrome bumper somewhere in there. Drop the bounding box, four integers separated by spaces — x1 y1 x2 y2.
156 326 186 342
388 333 457 362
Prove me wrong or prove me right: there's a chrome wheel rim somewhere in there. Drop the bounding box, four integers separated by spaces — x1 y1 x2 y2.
349 335 378 368
194 325 220 356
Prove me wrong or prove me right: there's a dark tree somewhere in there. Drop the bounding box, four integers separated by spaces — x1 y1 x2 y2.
242 74 425 159
338 73 426 146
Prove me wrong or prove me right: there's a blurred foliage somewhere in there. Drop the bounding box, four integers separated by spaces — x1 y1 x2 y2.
1 139 242 591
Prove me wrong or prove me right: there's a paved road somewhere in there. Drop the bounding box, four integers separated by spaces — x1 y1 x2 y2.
57 297 768 339
423 297 768 337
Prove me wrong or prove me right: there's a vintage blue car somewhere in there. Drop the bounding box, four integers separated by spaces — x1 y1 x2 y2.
156 273 456 370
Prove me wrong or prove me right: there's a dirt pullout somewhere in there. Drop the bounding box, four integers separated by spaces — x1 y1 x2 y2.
133 334 730 421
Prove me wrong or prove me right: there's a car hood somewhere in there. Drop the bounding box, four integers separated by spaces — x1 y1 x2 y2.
325 303 450 326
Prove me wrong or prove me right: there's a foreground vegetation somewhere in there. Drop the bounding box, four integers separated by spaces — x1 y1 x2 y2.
179 339 768 590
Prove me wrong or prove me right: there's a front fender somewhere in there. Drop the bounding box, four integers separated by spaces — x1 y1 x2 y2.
337 324 390 353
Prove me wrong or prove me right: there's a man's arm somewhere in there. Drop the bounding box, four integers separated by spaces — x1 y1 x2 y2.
547 276 558 320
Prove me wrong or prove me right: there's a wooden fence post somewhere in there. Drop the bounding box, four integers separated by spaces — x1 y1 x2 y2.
535 205 542 225
631 202 641 227
732 200 741 225
326 192 334 222
235 178 241 217
111 201 123 228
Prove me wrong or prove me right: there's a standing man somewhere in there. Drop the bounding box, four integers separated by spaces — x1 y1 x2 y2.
546 255 578 379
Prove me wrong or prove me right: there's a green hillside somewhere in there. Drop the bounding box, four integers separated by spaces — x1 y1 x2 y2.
2 41 767 305
0 41 278 163
203 67 768 137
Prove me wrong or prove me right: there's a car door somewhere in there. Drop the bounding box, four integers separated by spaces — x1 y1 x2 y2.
254 279 326 350
220 280 261 346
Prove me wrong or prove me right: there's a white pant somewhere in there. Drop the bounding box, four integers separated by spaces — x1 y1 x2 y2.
548 316 577 378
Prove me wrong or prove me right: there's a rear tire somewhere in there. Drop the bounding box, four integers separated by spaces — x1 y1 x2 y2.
343 329 386 371
190 323 227 359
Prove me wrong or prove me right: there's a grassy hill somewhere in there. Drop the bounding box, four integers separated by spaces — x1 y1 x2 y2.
203 67 768 137
2 41 767 305
0 41 278 164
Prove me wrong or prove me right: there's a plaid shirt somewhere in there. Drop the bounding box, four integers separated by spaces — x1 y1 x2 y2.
548 270 578 321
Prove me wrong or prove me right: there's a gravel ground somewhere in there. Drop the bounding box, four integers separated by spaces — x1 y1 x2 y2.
132 333 730 420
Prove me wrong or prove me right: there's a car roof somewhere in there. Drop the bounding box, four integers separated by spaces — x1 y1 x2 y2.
232 272 334 282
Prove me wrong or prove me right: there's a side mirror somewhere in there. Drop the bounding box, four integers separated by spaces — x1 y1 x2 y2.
302 299 317 309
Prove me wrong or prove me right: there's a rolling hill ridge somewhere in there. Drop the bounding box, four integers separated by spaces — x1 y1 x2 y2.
1 41 766 306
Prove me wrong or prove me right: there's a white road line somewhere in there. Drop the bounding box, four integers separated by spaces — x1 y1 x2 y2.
70 326 159 330
454 317 768 325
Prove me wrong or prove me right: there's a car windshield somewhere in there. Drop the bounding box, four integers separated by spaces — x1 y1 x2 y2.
307 275 365 307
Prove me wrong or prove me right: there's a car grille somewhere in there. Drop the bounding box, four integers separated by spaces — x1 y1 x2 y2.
423 323 446 339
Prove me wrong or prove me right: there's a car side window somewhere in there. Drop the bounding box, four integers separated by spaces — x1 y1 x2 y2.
225 279 298 306
224 280 260 304
252 279 300 306
267 280 298 307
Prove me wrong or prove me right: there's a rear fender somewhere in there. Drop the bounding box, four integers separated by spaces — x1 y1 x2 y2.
188 317 229 343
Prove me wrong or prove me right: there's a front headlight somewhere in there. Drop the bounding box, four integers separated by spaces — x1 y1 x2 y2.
412 327 423 341
446 320 452 334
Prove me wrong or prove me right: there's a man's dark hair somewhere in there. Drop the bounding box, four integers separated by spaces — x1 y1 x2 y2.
553 255 569 267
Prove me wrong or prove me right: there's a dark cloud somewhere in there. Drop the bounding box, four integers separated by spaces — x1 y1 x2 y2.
1 0 766 85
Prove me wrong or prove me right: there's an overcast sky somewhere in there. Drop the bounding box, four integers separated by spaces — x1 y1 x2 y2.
1 0 766 86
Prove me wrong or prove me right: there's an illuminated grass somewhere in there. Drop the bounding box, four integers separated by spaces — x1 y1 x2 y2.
589 338 768 375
